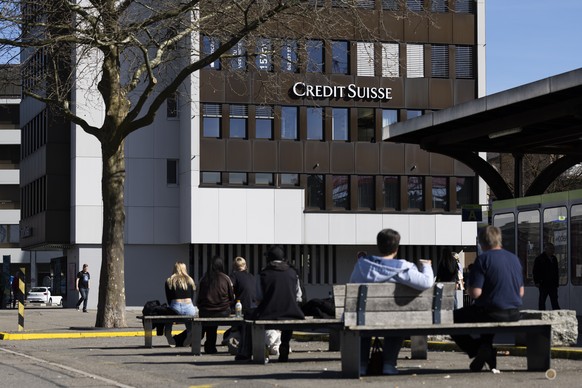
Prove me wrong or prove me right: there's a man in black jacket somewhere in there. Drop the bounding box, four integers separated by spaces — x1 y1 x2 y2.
533 243 561 310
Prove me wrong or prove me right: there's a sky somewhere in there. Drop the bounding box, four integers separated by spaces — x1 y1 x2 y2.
486 1 582 95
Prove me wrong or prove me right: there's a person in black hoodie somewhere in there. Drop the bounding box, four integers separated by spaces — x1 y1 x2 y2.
235 245 304 362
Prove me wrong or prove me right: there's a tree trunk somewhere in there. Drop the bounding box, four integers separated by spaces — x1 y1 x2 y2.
95 140 127 328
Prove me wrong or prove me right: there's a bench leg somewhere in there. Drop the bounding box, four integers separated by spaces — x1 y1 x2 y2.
410 335 428 359
144 320 153 348
341 331 361 378
329 329 341 351
526 327 552 371
252 324 267 364
191 322 202 356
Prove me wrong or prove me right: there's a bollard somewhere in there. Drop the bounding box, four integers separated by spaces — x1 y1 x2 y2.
17 267 25 331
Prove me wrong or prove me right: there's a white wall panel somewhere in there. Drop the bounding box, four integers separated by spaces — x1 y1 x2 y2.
72 127 102 158
0 169 19 184
461 221 478 245
154 120 180 158
435 215 463 246
382 214 411 244
0 129 20 144
408 215 436 245
125 125 154 158
73 157 102 206
355 214 383 244
218 189 247 243
192 188 220 243
125 158 154 206
274 189 304 244
73 206 102 243
246 189 275 242
153 206 180 244
0 209 20 223
329 213 356 244
153 159 180 207
126 206 154 244
304 214 329 244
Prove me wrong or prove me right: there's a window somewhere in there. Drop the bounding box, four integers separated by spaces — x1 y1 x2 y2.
455 177 474 206
306 40 324 73
408 176 424 210
256 105 274 139
431 45 449 78
229 172 248 185
202 104 221 138
357 108 375 142
382 0 399 10
201 172 221 185
432 177 447 209
202 36 221 70
431 0 448 12
456 45 474 79
281 173 299 186
383 176 400 209
332 108 349 141
230 40 246 70
256 38 273 71
407 0 423 12
229 105 247 138
333 175 350 209
355 0 375 8
406 44 424 78
331 41 349 74
357 42 374 76
307 174 325 209
493 212 516 254
381 43 399 77
455 0 474 13
167 92 179 118
382 109 399 130
358 176 375 209
281 40 298 73
543 207 568 286
571 205 582 285
307 107 324 140
407 110 423 119
256 173 274 185
166 160 178 185
281 106 298 140
517 210 540 286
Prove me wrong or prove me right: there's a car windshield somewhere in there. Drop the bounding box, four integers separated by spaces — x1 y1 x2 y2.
30 287 48 292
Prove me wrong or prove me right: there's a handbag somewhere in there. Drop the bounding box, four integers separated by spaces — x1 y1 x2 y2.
367 337 383 375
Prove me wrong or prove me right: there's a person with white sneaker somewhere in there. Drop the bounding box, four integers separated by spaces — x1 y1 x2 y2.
349 229 434 376
164 262 197 347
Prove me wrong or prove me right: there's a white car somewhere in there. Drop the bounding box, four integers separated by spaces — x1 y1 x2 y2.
27 287 63 306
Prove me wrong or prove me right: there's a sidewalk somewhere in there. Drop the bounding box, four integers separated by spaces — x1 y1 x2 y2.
1 306 582 361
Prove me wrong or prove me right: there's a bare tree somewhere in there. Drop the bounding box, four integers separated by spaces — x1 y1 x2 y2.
0 0 433 327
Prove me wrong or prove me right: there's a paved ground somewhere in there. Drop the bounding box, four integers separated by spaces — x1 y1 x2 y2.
0 306 581 387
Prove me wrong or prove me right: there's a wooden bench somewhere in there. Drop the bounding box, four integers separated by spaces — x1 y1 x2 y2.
138 315 244 355
340 283 552 378
249 285 346 364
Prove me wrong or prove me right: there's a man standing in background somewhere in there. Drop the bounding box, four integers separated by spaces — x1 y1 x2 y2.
533 243 560 310
75 264 90 312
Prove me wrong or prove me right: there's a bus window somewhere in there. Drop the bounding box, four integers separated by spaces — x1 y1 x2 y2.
517 210 540 286
493 212 515 254
571 204 582 285
543 207 568 286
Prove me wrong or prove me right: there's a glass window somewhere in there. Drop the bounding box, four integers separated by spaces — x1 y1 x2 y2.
570 205 582 285
381 43 399 77
357 108 375 142
202 36 221 70
256 38 272 71
406 44 424 78
256 173 274 185
382 109 399 131
382 0 399 10
202 104 221 138
517 210 541 286
355 0 375 9
455 0 474 13
307 174 325 209
357 42 374 77
358 176 375 209
230 40 246 70
543 207 568 286
431 0 448 12
167 92 179 118
408 176 424 210
432 177 447 210
431 45 449 78
166 159 178 185
201 172 221 185
281 173 299 186
455 177 474 207
306 40 324 73
307 107 324 140
407 110 423 119
332 108 349 141
229 172 248 185
281 40 298 73
456 45 474 79
493 212 516 255
281 106 298 140
333 175 350 209
383 176 400 209
229 105 247 138
407 0 423 12
332 41 349 74
256 105 274 139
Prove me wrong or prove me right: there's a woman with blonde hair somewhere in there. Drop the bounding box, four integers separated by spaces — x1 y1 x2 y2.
164 261 197 347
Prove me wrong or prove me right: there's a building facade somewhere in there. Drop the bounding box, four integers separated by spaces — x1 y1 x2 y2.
19 0 486 308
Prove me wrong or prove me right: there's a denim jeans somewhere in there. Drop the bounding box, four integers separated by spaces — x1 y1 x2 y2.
76 288 89 310
169 301 197 333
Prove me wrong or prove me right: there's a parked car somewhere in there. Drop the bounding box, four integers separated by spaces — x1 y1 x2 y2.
27 287 63 306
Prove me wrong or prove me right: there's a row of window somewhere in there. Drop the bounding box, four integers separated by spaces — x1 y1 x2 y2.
200 172 474 212
21 110 48 158
328 0 474 13
203 37 475 79
202 103 414 141
21 176 46 219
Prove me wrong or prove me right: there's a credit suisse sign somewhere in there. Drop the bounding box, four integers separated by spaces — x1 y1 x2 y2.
291 82 392 101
